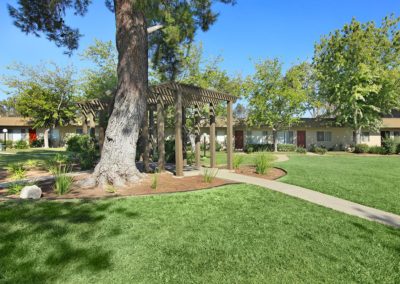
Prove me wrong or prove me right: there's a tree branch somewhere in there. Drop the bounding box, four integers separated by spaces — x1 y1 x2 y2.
147 24 164 34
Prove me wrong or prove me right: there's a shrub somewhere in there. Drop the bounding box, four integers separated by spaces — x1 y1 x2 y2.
6 163 26 180
397 143 400 154
215 141 222 152
14 140 29 149
368 146 385 155
30 139 44 148
277 144 296 152
7 182 25 195
66 135 98 170
354 144 369 154
244 143 274 153
309 144 327 155
382 138 396 154
296 147 307 154
233 155 244 169
255 154 270 174
244 145 254 153
54 166 73 195
202 168 218 183
25 159 40 169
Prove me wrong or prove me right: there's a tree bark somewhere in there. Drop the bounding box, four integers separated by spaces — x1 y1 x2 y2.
92 0 148 187
273 129 278 152
354 127 362 145
44 128 50 149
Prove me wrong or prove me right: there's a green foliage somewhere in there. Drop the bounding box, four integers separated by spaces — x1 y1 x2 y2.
296 147 307 154
244 59 307 148
313 16 400 138
105 184 117 194
233 155 244 170
66 135 98 170
44 153 71 175
54 166 73 195
6 183 25 195
255 154 270 175
30 139 44 148
368 146 385 155
25 159 40 169
2 62 78 130
397 143 400 154
354 144 369 154
202 168 218 183
215 141 222 152
381 138 396 154
244 144 274 153
165 140 175 163
309 144 327 155
277 144 296 152
14 140 29 149
6 163 26 180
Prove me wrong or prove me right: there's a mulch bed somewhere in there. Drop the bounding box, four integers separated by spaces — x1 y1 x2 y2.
235 166 286 180
0 172 236 200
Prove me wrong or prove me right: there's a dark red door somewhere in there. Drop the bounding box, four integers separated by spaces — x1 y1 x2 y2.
235 130 244 149
29 128 37 143
297 131 306 148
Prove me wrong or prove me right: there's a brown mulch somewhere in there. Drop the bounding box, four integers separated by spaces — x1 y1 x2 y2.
235 166 286 180
0 169 50 183
0 172 236 200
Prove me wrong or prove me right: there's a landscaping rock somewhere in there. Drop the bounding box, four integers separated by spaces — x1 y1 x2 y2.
20 185 42 199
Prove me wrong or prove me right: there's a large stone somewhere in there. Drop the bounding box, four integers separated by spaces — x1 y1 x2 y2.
20 185 42 199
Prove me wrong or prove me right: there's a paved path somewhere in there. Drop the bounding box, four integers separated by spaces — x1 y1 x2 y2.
215 169 400 228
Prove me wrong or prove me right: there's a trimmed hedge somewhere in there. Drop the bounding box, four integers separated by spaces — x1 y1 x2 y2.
368 146 385 155
277 144 296 152
244 143 274 153
382 138 396 154
354 144 369 154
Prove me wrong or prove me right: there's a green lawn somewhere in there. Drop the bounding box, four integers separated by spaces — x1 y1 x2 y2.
201 151 275 166
278 155 400 215
0 148 65 169
0 184 399 283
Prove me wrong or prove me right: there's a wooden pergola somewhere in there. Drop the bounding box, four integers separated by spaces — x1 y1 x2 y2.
77 82 237 176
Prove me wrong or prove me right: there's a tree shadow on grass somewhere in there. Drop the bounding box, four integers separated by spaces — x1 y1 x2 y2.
0 199 122 283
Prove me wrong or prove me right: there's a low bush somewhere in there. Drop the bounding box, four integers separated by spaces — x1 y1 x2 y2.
14 140 29 149
30 138 44 148
0 140 14 149
6 163 27 180
309 144 327 155
233 155 244 169
255 154 270 174
202 168 218 183
397 143 400 154
296 147 307 154
368 146 385 155
277 144 296 152
382 138 396 154
354 144 369 154
216 141 223 152
66 135 98 170
244 143 274 153
7 182 25 195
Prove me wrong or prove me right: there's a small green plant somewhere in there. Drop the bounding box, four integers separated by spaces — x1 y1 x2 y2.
14 140 29 149
54 166 73 195
7 183 25 195
151 171 159 190
354 144 369 154
296 147 307 154
105 184 117 194
6 163 27 180
255 154 270 175
25 159 40 169
233 155 244 169
203 168 218 183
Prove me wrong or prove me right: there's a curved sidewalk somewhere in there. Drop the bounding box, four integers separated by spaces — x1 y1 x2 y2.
216 169 400 228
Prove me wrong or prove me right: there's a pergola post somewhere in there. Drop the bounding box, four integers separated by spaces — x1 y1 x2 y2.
143 109 151 173
182 107 187 166
227 100 234 170
157 99 165 172
209 103 216 168
175 91 184 176
194 105 201 169
149 106 155 158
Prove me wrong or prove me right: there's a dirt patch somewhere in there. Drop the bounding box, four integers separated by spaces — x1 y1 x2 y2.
0 169 51 183
0 172 235 200
235 166 286 180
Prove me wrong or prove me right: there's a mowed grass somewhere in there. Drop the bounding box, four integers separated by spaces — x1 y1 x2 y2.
278 155 400 215
0 184 399 283
0 148 64 169
201 151 275 166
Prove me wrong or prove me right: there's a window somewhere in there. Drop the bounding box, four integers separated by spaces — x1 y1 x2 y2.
246 130 267 144
317 131 332 142
277 131 293 144
361 132 370 142
394 131 400 142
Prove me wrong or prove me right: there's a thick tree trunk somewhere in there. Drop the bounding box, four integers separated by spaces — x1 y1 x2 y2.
92 0 147 187
44 128 50 149
354 127 362 145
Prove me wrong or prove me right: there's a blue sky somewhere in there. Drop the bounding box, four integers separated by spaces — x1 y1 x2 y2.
1 0 399 100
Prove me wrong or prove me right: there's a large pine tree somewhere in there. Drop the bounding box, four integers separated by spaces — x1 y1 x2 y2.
7 0 235 187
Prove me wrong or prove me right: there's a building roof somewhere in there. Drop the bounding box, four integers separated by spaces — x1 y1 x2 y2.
382 118 400 128
0 117 33 127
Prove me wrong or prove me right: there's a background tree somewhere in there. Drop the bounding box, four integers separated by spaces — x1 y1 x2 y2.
2 62 77 148
244 59 307 151
233 103 247 120
7 0 236 187
0 97 19 117
313 16 400 143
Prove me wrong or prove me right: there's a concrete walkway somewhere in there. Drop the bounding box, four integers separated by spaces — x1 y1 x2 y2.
215 169 400 228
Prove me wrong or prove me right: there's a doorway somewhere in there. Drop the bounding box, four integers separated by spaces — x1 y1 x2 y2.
235 130 244 150
297 131 306 148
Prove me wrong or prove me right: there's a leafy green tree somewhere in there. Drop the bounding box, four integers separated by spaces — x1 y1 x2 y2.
2 63 77 148
313 16 400 143
7 0 236 187
244 59 307 151
233 103 247 120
